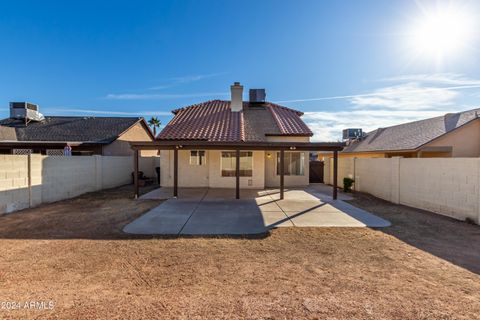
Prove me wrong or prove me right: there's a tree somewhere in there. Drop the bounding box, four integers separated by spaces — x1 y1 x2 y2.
148 117 161 137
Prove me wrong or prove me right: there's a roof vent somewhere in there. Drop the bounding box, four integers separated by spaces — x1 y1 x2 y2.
249 89 266 103
10 102 45 125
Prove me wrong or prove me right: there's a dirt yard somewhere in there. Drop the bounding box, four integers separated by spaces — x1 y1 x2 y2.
0 186 479 319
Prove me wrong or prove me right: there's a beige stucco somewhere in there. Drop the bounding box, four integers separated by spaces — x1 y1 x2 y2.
424 119 480 157
160 150 267 189
266 136 310 142
321 119 480 160
160 140 310 189
264 150 309 187
103 122 156 157
159 135 311 189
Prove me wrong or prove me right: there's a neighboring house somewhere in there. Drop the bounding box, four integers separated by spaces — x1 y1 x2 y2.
0 102 155 156
320 108 480 159
157 82 314 188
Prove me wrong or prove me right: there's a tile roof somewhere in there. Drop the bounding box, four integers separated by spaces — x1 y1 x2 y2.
343 108 480 153
0 116 147 144
158 100 312 141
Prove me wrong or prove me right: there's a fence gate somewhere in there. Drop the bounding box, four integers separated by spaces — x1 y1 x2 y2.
309 160 324 183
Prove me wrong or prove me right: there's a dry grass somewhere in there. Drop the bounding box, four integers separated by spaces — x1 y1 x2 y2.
0 186 479 319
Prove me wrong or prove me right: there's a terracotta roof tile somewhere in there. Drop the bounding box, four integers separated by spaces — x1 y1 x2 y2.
158 100 312 142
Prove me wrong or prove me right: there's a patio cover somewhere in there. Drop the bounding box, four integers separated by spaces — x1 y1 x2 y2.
130 140 344 200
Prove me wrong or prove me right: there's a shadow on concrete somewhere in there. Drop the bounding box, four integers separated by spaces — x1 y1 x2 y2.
124 186 390 236
347 192 480 275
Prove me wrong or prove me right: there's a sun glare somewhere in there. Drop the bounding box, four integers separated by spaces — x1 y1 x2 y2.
407 3 476 62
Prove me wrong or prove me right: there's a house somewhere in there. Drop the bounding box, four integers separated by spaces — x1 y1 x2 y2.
0 102 156 156
156 83 315 189
319 108 480 160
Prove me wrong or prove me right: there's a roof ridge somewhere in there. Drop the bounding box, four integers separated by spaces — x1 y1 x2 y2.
41 116 142 120
366 107 480 135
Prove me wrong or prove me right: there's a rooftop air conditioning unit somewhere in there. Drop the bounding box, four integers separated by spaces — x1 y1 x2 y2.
10 102 45 124
342 128 363 141
249 89 266 103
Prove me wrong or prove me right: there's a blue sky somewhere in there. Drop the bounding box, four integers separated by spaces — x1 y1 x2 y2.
1 0 480 140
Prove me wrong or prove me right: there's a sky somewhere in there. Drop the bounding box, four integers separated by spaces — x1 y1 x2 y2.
1 0 480 141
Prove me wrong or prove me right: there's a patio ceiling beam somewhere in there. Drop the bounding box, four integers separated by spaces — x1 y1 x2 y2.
130 141 345 152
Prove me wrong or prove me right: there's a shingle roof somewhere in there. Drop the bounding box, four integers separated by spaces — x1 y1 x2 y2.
158 100 312 141
0 116 147 144
343 108 480 153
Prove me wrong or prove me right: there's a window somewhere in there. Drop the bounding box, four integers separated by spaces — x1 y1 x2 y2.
221 151 253 177
189 150 206 165
276 152 305 176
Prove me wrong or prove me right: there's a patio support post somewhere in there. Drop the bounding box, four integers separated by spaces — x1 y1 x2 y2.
333 150 338 200
173 147 178 198
235 149 240 199
133 149 139 199
280 149 285 200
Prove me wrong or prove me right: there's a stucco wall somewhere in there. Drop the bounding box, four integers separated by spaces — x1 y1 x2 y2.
0 154 157 214
264 151 309 187
424 120 480 157
160 150 265 189
103 122 156 157
324 157 480 223
160 150 210 187
208 150 265 189
160 149 311 189
265 136 310 142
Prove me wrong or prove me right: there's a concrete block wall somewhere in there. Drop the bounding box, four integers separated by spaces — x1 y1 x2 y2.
0 155 30 213
399 158 479 223
0 155 158 214
324 157 355 189
324 156 480 224
355 158 396 203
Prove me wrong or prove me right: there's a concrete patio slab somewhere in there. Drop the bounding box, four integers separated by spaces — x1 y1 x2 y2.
123 204 196 235
285 210 368 227
196 200 259 211
274 200 327 212
305 184 354 201
257 200 282 212
125 185 391 235
269 189 320 201
139 187 207 200
261 211 294 228
180 209 267 235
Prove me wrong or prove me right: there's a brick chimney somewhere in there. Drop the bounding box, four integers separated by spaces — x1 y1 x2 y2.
230 82 243 112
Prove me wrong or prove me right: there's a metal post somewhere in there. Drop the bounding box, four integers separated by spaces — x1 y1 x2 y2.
173 147 178 198
235 149 240 199
333 150 338 200
280 149 285 200
133 149 139 199
27 153 32 207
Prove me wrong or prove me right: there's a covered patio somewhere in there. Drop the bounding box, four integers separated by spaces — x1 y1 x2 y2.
130 140 344 200
123 185 390 235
